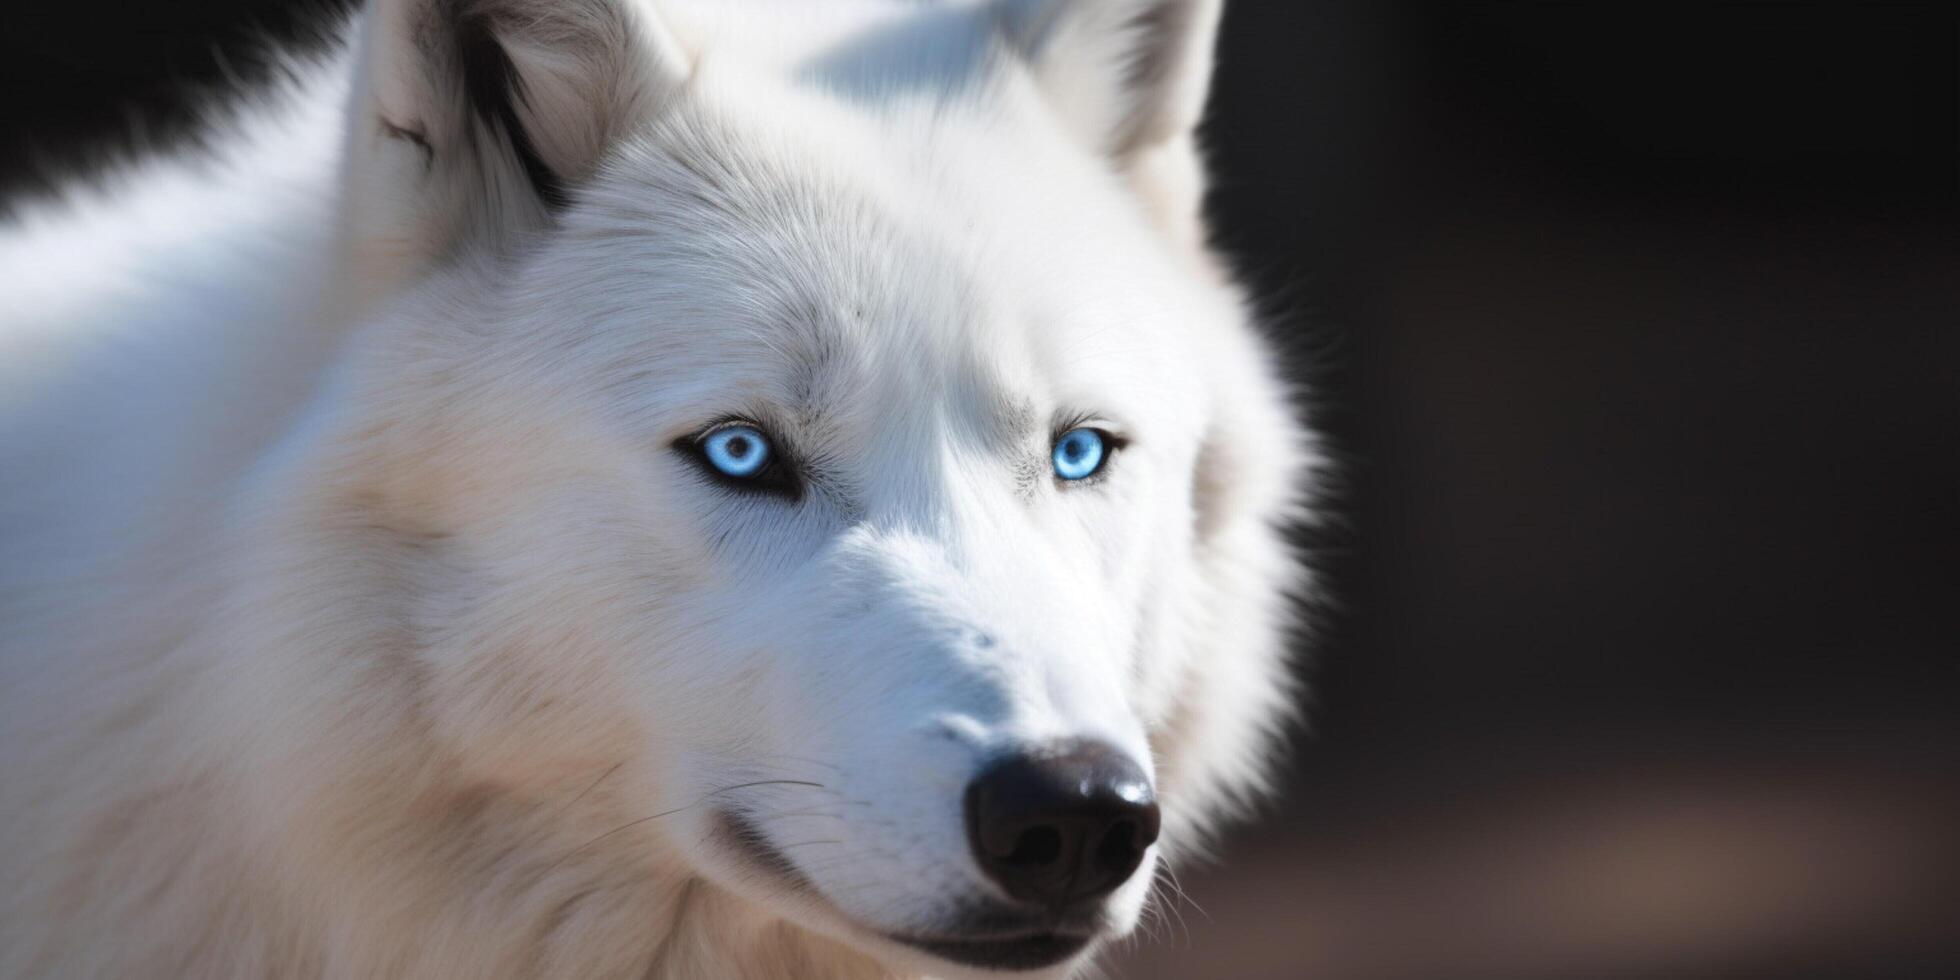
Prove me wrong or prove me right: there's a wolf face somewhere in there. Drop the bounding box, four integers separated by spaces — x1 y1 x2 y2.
210 0 1309 975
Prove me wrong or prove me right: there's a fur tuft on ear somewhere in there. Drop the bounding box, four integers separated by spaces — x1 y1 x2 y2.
339 0 690 296
451 6 574 211
998 0 1221 158
996 0 1224 256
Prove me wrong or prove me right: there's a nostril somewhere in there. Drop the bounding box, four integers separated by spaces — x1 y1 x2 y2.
1005 825 1064 867
1094 820 1139 875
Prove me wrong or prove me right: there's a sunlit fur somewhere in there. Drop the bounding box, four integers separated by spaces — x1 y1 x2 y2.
0 1 1314 977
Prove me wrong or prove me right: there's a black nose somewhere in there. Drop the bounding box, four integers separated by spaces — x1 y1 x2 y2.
964 741 1161 911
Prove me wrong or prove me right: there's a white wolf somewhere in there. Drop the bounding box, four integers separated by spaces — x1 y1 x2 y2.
0 0 1312 976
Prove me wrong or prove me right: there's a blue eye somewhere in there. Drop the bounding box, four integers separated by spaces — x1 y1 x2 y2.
1052 427 1108 481
702 425 772 478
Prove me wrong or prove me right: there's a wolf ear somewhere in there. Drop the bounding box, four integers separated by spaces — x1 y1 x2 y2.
998 0 1223 249
340 0 689 293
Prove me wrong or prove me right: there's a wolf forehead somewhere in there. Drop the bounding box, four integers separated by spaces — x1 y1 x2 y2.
515 93 1185 430
571 129 997 371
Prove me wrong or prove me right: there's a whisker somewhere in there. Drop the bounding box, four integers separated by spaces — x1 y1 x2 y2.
552 761 623 819
1150 861 1203 948
759 754 845 773
753 809 849 821
706 779 828 795
1161 861 1210 923
541 779 830 877
540 806 693 878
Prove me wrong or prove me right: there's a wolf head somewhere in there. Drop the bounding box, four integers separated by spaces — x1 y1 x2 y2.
246 0 1308 975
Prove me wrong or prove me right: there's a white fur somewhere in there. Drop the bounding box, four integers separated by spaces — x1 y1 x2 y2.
0 1 1314 977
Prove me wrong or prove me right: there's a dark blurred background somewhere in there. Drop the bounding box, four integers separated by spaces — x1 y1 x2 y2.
3 3 1956 978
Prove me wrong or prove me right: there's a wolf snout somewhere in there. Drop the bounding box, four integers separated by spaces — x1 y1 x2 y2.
963 741 1160 912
